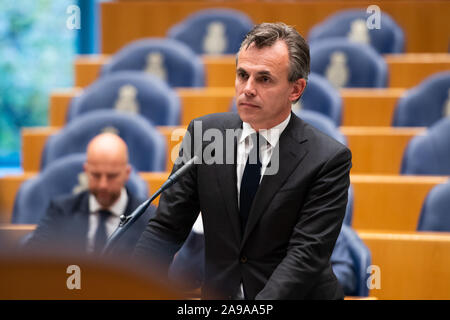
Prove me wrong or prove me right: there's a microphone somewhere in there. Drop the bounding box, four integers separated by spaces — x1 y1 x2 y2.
102 155 199 256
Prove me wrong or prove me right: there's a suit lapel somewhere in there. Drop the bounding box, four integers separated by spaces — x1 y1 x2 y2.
241 114 309 248
215 115 242 243
70 192 90 250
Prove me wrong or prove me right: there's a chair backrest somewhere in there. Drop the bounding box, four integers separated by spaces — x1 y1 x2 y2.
310 39 388 88
308 9 405 54
68 71 181 126
418 180 450 231
340 224 372 297
12 153 148 224
167 8 253 55
41 110 166 172
295 109 347 146
294 73 343 126
393 71 450 127
401 117 450 175
101 38 205 87
344 184 354 226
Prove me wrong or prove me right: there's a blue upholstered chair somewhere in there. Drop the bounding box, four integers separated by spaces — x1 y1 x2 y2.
417 180 450 231
308 9 405 54
296 109 347 146
401 117 450 175
310 39 388 88
101 38 205 87
41 110 166 172
167 8 253 55
344 185 354 226
12 153 148 224
68 71 181 126
393 71 450 127
338 225 372 297
297 73 343 126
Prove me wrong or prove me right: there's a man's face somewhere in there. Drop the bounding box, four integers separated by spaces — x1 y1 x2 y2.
235 40 306 130
84 160 130 208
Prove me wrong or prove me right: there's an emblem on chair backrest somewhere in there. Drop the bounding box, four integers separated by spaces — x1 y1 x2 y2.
325 51 349 89
114 84 139 114
203 21 227 54
72 172 88 194
144 52 167 81
101 126 119 135
347 19 370 45
291 100 303 113
442 88 450 118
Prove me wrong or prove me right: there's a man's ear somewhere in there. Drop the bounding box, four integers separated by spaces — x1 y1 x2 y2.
289 78 307 102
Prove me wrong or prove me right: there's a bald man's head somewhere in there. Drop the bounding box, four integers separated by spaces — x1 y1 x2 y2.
84 133 131 208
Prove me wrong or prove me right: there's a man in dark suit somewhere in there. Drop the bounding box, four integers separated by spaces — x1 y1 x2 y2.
24 133 154 258
134 22 352 299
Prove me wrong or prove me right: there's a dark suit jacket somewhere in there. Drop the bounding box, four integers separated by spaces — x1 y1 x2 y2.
25 190 154 258
134 112 352 300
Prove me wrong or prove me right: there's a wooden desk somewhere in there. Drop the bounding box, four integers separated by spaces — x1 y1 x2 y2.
385 53 450 88
49 85 404 128
49 87 234 127
341 88 405 127
358 230 450 299
73 53 450 90
2 172 446 230
101 1 450 54
341 126 425 174
351 175 448 231
22 125 425 175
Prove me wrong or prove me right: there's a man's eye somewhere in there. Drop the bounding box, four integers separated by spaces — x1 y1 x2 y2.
238 72 248 79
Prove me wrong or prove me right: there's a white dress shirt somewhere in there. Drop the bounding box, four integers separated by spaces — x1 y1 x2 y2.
236 113 291 207
86 188 128 253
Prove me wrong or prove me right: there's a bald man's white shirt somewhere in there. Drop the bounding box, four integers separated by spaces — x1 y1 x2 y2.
86 188 128 253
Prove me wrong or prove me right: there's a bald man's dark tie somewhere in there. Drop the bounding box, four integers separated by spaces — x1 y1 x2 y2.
240 133 262 235
94 209 111 253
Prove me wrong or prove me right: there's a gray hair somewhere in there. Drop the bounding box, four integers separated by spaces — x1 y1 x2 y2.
238 22 310 83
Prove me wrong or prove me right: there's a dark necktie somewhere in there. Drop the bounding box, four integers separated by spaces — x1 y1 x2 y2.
239 133 262 234
94 209 111 253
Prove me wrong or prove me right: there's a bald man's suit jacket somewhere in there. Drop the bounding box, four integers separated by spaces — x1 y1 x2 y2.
25 190 153 257
134 112 352 300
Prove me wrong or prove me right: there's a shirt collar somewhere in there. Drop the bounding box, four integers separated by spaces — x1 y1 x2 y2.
89 188 128 218
239 113 291 147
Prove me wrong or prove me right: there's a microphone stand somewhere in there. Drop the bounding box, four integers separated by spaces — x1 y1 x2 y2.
101 156 199 257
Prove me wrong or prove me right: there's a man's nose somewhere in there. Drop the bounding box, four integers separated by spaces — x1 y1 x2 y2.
243 77 256 97
98 175 108 188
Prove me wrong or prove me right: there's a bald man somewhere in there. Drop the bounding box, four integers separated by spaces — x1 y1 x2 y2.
24 133 155 257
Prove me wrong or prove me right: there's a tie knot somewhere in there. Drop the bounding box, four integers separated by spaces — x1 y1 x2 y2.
97 209 111 221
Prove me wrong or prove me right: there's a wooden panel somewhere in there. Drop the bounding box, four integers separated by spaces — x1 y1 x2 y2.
49 88 83 127
351 175 448 231
341 126 425 174
139 172 170 206
386 53 450 88
157 126 186 172
74 55 109 88
21 127 60 172
341 88 405 126
178 87 235 124
101 1 450 54
0 173 37 223
203 55 236 88
358 230 450 299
